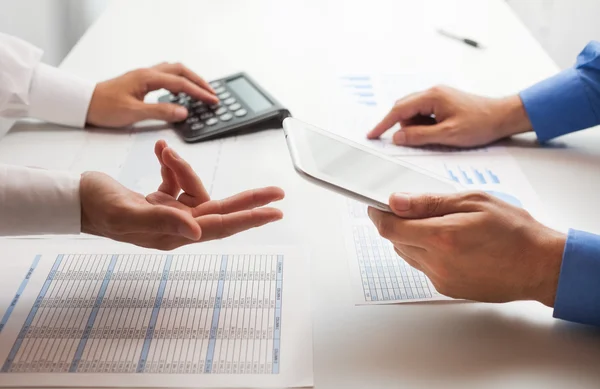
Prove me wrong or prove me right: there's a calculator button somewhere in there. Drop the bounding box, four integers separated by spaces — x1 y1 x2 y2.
190 122 205 131
169 94 180 102
214 107 228 115
200 112 214 120
210 103 222 110
206 118 219 126
195 106 208 114
191 101 204 108
210 81 222 88
186 116 200 124
234 108 248 117
224 97 236 105
228 103 241 111
218 92 231 99
214 87 226 94
220 113 233 122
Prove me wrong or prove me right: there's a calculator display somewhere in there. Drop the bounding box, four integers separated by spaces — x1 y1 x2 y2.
227 77 273 113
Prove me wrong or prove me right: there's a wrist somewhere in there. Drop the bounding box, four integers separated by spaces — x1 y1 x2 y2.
85 82 103 127
80 172 100 236
529 229 567 307
492 95 532 138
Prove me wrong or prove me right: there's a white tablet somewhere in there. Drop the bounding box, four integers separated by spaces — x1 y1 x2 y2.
282 117 461 211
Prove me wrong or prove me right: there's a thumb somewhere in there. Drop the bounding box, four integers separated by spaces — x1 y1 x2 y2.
393 123 446 146
131 205 202 240
388 192 476 218
137 102 189 122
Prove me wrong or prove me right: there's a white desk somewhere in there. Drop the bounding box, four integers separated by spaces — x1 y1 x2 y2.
3 0 600 388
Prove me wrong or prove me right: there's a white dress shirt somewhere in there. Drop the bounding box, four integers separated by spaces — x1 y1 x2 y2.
0 33 96 235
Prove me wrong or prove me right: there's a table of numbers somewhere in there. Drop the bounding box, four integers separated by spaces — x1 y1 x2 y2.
1 253 283 374
353 225 437 302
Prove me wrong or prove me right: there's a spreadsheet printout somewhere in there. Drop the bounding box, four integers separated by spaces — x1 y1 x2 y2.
0 242 313 388
344 200 450 305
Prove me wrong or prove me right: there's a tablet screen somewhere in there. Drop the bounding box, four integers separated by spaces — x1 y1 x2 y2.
286 119 458 204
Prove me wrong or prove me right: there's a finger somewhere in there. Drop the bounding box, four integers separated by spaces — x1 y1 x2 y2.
136 102 189 122
162 147 211 206
197 207 283 241
153 62 216 94
393 246 423 272
392 123 447 146
128 205 202 241
387 191 489 219
143 71 219 104
367 206 439 247
154 140 180 197
367 91 434 139
193 187 285 217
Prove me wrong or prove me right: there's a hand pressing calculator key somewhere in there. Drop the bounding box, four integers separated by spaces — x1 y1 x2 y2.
159 72 291 142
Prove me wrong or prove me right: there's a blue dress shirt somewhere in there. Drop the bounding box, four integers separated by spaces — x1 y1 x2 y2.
520 41 600 326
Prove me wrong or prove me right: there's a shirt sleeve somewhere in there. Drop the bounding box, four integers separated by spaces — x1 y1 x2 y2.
0 32 96 127
0 165 81 235
519 41 600 142
553 229 600 326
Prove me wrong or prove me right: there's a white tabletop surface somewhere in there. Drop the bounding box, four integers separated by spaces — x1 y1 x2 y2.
2 0 600 388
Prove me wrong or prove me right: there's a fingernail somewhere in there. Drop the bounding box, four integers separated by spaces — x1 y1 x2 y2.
175 106 188 119
390 193 411 212
393 131 406 145
367 207 374 219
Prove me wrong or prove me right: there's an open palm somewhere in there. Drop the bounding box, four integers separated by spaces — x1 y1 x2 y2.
80 140 284 250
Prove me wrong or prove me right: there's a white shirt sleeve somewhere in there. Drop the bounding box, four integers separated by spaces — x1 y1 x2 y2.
0 33 91 236
0 32 96 127
0 165 81 235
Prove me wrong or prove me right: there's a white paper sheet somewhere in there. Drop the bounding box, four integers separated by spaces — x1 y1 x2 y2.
0 240 313 388
343 153 553 305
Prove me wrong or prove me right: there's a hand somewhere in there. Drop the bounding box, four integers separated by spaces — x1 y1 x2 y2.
86 62 219 127
367 86 532 147
367 191 566 306
80 140 284 250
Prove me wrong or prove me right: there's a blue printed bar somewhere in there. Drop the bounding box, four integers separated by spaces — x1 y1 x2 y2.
0 255 41 333
446 166 460 183
205 255 228 373
486 169 500 184
472 168 487 184
2 254 63 372
459 167 474 185
69 255 118 372
136 255 172 373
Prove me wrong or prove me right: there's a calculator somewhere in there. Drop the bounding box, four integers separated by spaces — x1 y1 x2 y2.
158 72 291 142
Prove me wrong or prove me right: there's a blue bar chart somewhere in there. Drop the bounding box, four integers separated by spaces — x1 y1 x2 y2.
444 164 522 207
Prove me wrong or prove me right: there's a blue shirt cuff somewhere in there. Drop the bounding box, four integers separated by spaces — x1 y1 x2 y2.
553 229 600 326
519 68 599 142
